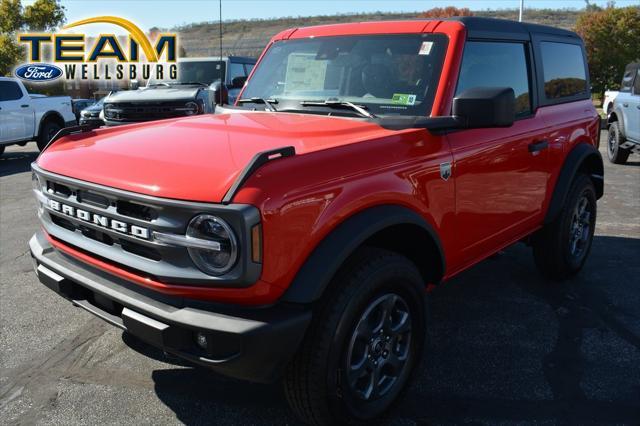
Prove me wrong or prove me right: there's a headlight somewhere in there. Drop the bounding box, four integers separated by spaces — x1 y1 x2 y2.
31 172 42 192
186 214 238 275
183 101 199 116
31 172 44 215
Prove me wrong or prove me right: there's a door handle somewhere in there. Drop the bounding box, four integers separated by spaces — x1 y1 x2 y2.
20 104 29 108
528 140 549 153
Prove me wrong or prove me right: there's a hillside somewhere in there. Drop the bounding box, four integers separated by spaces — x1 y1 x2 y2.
171 8 583 58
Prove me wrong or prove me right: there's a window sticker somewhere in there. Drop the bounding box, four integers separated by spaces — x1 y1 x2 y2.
284 53 327 92
391 93 416 106
418 41 433 55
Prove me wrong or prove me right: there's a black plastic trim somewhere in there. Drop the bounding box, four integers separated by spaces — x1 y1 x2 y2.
41 124 99 153
544 143 604 225
282 205 445 304
222 146 296 204
30 231 311 383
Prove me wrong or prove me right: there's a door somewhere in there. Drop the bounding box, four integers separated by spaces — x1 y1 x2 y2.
0 80 34 143
446 41 550 268
626 68 640 141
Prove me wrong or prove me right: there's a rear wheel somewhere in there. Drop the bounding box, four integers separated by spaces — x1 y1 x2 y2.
532 174 597 280
284 248 426 425
607 121 630 164
37 120 62 151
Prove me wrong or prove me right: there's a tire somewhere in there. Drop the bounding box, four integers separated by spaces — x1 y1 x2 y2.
284 247 426 425
532 174 597 280
37 120 62 151
607 121 630 164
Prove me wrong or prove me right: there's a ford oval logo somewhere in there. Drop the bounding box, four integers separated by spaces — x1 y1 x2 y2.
14 64 63 82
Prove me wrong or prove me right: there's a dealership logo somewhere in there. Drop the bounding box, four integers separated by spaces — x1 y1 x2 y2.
14 64 63 82
16 16 178 83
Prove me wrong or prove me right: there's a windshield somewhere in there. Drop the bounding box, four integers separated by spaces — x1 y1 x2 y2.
241 34 447 117
149 61 226 86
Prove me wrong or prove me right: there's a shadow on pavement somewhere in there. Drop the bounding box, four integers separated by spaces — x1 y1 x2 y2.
0 149 38 177
126 233 640 424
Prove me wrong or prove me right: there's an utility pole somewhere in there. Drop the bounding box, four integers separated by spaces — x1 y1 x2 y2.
219 0 223 61
519 0 524 22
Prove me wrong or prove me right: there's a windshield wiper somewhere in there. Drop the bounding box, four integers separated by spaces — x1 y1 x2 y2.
237 97 278 112
299 99 376 118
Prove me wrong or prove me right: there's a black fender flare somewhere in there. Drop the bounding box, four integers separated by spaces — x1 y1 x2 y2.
544 143 604 225
607 110 626 138
281 205 445 304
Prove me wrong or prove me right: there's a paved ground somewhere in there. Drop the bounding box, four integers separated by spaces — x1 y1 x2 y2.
1 133 639 425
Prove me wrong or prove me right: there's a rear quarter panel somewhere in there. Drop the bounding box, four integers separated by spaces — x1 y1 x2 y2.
537 99 600 212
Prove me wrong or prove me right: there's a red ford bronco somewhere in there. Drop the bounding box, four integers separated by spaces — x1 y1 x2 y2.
30 17 602 424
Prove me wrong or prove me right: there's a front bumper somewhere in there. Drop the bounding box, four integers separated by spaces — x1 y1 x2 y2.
29 230 311 383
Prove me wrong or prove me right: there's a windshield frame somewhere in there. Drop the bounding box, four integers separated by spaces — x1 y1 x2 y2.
239 33 449 118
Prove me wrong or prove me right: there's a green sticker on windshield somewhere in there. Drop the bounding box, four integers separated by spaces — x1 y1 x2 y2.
391 93 416 106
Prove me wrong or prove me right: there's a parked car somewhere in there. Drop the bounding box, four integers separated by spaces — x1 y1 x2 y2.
30 18 602 424
603 89 618 116
606 62 640 164
0 77 75 156
79 97 105 127
71 98 95 123
102 56 256 126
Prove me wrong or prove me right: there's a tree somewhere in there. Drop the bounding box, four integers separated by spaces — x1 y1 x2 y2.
575 6 640 99
0 0 65 75
419 7 473 18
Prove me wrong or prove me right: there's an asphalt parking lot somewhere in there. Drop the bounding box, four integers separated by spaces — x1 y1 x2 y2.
1 131 639 425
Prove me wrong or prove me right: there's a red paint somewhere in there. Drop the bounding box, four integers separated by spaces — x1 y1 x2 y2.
37 20 600 306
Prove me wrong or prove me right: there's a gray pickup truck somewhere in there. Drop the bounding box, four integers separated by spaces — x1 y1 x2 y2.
102 56 256 126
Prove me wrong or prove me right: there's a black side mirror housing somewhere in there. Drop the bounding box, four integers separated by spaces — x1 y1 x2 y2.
211 81 229 105
230 75 247 89
453 87 515 128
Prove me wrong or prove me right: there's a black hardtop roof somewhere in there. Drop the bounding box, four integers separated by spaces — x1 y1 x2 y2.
445 16 580 41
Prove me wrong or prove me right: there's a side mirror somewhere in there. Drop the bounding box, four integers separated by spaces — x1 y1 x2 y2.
129 79 139 90
211 81 229 105
453 87 515 128
230 75 247 89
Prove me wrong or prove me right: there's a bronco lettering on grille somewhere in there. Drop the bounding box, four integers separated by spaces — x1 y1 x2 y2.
48 198 150 239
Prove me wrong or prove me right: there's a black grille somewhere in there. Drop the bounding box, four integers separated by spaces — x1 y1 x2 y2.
47 181 72 198
104 101 197 122
116 200 157 221
77 190 110 209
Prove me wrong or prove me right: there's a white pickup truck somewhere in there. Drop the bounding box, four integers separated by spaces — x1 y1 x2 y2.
0 77 76 156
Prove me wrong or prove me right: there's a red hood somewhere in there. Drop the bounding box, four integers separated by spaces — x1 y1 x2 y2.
37 112 401 202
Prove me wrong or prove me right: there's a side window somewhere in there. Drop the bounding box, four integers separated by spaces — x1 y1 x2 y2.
244 64 254 76
0 81 24 101
634 69 640 95
540 42 587 100
456 41 531 117
228 62 245 82
620 67 635 93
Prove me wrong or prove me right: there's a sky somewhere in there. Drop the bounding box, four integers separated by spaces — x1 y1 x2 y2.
23 0 639 35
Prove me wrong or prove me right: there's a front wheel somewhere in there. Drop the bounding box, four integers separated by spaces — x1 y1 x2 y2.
607 122 630 164
284 248 426 425
532 174 597 280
